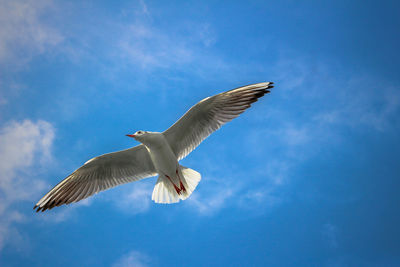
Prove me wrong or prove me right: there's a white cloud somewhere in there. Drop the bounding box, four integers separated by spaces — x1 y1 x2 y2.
119 23 192 69
315 81 400 132
138 0 150 18
271 55 310 91
185 175 237 216
184 166 286 216
0 0 63 66
279 125 310 146
0 119 55 250
113 250 150 267
115 182 153 215
188 188 234 216
117 22 219 71
112 3 223 77
238 187 282 215
271 55 400 132
265 54 399 143
241 55 400 215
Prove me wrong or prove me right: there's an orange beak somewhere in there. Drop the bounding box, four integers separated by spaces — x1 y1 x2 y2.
126 134 136 138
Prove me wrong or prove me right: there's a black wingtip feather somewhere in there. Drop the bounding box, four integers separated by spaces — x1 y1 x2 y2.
34 204 51 212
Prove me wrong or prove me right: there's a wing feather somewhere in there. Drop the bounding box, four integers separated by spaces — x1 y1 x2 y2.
163 82 274 160
34 145 156 212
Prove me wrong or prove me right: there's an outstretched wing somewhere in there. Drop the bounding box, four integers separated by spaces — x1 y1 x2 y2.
163 82 273 160
34 145 156 212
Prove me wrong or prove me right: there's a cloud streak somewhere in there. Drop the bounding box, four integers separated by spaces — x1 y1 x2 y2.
0 120 54 250
0 0 63 67
112 250 150 267
186 180 235 216
114 182 154 215
115 20 223 77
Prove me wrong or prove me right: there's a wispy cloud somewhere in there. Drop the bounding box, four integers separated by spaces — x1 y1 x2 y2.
97 1 226 80
182 157 286 216
267 54 399 143
114 182 154 215
314 80 400 132
270 54 400 132
240 54 400 214
116 20 222 74
186 180 235 216
0 0 63 67
112 250 150 267
0 120 54 250
118 23 193 69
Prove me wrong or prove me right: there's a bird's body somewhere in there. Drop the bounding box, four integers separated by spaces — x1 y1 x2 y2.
140 132 178 177
34 82 274 212
140 132 196 203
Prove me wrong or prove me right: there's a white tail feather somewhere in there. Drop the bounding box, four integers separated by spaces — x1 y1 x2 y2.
152 176 180 203
151 165 201 204
179 166 201 200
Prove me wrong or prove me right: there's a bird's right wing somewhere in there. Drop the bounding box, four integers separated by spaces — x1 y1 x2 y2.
34 145 156 212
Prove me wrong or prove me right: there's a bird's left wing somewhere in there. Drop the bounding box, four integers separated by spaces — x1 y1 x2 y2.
34 145 156 212
163 82 273 160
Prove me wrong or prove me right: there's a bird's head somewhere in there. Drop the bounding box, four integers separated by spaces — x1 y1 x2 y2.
126 130 149 141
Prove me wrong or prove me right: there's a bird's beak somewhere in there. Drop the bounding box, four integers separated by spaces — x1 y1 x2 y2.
126 134 136 138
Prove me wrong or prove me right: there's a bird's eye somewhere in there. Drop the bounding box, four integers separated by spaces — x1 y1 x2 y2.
137 131 142 134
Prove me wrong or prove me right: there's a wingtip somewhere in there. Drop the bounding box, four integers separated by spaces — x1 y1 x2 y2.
258 82 273 90
33 204 47 213
33 204 41 212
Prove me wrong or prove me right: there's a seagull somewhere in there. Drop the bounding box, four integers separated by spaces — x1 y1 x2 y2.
34 82 274 212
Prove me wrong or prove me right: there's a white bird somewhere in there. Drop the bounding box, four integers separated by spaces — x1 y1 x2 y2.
34 82 274 212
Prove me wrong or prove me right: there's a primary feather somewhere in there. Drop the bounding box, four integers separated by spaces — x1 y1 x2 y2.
34 145 156 212
164 82 273 160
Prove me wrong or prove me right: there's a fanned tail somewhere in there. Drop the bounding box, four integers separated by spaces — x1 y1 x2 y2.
152 165 201 204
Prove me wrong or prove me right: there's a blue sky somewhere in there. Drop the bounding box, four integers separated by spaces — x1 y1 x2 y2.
1 0 400 266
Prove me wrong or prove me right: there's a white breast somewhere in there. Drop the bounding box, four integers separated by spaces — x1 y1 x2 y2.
144 133 178 177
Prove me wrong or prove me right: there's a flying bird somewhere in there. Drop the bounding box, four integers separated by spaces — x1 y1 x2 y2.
34 82 274 212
